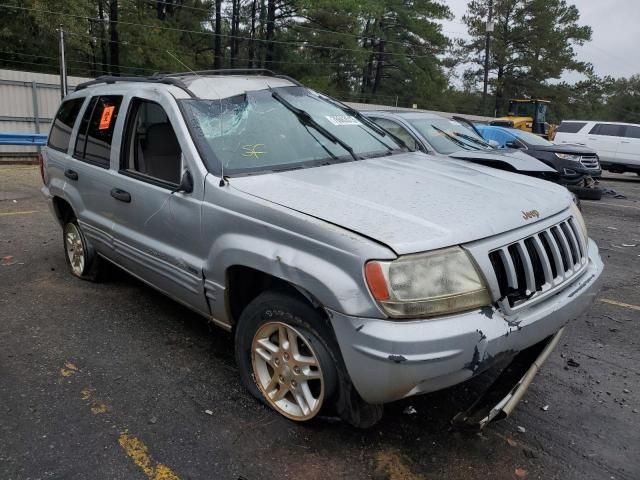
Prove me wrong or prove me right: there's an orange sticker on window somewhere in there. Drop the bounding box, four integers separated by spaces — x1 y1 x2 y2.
98 106 115 130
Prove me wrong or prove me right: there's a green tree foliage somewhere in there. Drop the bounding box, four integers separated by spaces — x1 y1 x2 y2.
459 0 592 115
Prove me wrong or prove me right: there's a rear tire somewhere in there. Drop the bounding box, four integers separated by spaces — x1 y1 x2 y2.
568 185 603 201
62 219 104 281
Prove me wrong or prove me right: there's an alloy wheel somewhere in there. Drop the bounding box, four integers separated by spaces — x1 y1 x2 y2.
64 223 86 276
251 321 324 421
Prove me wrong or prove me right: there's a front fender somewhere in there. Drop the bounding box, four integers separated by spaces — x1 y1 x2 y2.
204 232 383 323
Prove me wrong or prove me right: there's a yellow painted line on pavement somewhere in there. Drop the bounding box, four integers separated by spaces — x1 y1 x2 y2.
80 387 110 415
59 362 79 377
600 298 640 312
118 434 181 480
0 210 39 217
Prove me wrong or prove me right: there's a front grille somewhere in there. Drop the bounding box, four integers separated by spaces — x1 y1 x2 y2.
489 217 587 308
580 155 600 169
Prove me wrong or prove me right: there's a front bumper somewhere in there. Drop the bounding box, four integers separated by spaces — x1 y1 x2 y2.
328 239 603 404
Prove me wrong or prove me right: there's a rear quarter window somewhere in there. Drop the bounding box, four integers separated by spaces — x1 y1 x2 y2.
47 98 85 152
589 123 624 137
556 122 586 134
624 125 640 139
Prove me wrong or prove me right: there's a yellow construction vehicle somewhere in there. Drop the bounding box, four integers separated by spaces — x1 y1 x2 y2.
490 99 557 140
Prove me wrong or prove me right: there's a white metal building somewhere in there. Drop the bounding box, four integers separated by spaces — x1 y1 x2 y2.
0 69 92 162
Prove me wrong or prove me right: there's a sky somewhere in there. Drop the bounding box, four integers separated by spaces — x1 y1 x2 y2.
439 0 640 84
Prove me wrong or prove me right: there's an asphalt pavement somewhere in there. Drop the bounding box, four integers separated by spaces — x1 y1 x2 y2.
1 165 639 480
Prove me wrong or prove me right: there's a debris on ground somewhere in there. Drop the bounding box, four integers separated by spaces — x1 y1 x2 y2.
204 409 213 416
515 467 528 477
601 188 627 199
621 244 637 247
541 405 549 411
403 406 417 415
517 426 526 433
1 255 16 266
567 358 580 368
149 416 157 424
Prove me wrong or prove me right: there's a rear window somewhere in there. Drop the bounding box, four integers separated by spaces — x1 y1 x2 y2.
624 125 640 139
589 123 624 137
48 98 85 152
556 122 586 134
73 95 123 168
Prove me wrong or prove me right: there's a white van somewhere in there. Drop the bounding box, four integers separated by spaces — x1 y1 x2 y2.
554 121 640 175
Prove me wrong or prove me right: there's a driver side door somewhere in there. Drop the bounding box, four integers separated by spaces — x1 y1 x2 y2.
108 91 210 316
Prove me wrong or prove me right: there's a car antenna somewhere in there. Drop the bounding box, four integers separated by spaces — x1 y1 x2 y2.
166 51 229 187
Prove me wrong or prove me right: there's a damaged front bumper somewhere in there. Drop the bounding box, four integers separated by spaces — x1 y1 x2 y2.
328 239 603 407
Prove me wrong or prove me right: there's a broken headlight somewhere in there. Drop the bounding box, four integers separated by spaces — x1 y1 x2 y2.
570 202 588 240
365 247 491 319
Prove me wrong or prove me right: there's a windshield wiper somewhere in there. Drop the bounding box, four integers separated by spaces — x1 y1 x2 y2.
453 131 491 149
430 125 475 151
271 90 359 161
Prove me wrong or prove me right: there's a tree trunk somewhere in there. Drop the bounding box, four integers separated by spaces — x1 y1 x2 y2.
109 0 119 76
156 0 165 20
213 0 222 69
248 0 258 68
372 22 385 95
359 19 371 96
494 64 504 116
265 0 276 69
258 0 267 67
230 0 238 67
98 0 108 75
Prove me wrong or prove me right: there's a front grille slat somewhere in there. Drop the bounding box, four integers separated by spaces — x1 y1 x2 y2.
531 235 553 286
580 155 600 169
489 217 587 309
554 225 574 273
515 241 536 294
498 248 518 289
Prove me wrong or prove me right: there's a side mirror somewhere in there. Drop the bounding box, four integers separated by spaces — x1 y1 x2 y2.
505 140 522 149
488 140 500 148
178 170 194 193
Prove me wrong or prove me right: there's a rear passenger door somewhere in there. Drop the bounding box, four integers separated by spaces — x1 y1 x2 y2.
615 125 640 167
64 95 124 256
586 123 624 164
108 92 209 316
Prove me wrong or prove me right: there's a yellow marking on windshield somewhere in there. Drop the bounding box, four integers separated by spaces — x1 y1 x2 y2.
242 143 266 158
118 433 181 480
600 298 640 312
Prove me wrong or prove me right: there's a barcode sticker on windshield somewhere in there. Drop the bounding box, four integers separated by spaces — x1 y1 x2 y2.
325 115 360 126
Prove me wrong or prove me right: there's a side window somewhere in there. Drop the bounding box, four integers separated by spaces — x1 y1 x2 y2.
589 123 623 137
121 98 182 186
371 118 418 150
557 122 586 134
74 95 123 168
48 98 85 152
624 125 640 139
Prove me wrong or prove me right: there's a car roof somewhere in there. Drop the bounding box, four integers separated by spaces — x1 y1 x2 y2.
363 110 445 120
560 119 640 127
73 72 297 100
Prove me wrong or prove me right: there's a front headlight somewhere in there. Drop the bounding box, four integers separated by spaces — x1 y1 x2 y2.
570 202 588 240
556 153 581 161
365 247 491 319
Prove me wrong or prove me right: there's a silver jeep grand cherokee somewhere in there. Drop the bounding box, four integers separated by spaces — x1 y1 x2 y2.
41 71 603 428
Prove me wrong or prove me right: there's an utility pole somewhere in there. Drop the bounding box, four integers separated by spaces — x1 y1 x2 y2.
58 25 68 99
482 0 494 116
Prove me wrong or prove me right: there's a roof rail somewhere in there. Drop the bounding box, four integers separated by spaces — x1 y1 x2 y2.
162 68 303 86
75 75 197 98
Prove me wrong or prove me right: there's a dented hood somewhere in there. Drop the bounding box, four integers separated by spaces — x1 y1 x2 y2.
231 152 572 255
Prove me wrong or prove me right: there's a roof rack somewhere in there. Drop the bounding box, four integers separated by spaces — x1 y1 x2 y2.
75 75 197 98
74 69 304 98
162 68 303 86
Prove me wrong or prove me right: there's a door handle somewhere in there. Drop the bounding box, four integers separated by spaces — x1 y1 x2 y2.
110 188 131 203
64 169 78 181
621 141 631 144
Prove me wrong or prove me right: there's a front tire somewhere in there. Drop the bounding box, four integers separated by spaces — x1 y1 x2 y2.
62 220 103 281
234 291 339 422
